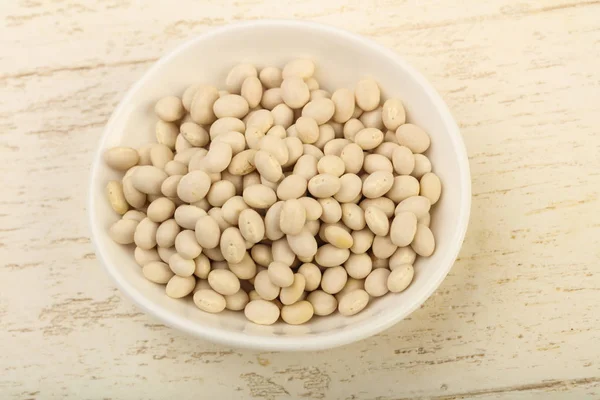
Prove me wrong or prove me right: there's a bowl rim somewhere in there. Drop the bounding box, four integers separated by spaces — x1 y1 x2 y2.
88 19 471 351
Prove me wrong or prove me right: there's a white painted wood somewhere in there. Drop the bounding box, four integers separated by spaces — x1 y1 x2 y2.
1 0 599 398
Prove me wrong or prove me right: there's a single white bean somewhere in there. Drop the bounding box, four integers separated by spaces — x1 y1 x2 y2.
253 270 280 300
166 275 195 298
143 261 174 284
281 301 314 325
365 268 390 297
238 208 265 244
244 299 280 325
194 289 226 313
168 253 195 277
208 269 240 296
280 274 306 305
344 253 373 279
220 227 246 264
156 219 180 248
411 224 435 257
364 206 390 236
104 147 139 171
109 219 138 244
387 264 414 293
321 266 348 295
177 170 211 203
338 289 370 316
298 263 322 292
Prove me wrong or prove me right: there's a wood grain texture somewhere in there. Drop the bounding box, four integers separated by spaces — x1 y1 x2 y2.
1 0 600 398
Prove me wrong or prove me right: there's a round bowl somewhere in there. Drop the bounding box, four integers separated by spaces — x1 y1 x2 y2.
89 20 471 351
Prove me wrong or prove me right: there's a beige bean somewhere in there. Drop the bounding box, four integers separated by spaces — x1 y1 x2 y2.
390 247 417 270
282 59 314 79
238 209 265 244
336 278 366 302
340 143 364 174
253 270 280 300
355 128 384 150
281 301 313 324
261 88 283 110
220 196 248 226
281 76 310 109
321 266 348 294
193 254 211 279
362 170 394 199
206 181 235 207
420 172 442 205
174 205 206 229
254 150 283 182
251 244 273 267
123 210 146 222
318 197 342 224
156 121 178 150
228 149 257 176
324 138 351 156
264 201 285 241
310 89 331 101
292 155 317 181
104 147 139 171
244 299 280 325
329 88 354 123
166 275 195 298
267 261 294 288
372 235 397 259
280 274 306 305
109 219 138 244
226 63 257 93
200 141 232 173
411 224 435 257
259 66 282 89
374 142 398 160
212 132 245 156
106 181 128 215
207 269 240 296
332 174 361 204
365 268 390 297
302 98 335 125
395 124 430 154
174 229 202 260
228 252 257 280
133 218 158 249
243 184 277 209
338 289 370 316
220 227 246 264
182 84 201 111
164 160 187 176
259 135 288 165
134 246 161 266
241 76 263 109
271 238 296 266
168 253 195 277
364 154 393 174
395 196 431 220
355 78 380 111
391 145 415 175
155 96 184 122
213 94 249 119
156 219 180 249
224 289 250 311
386 175 420 203
276 175 307 200
360 106 384 130
298 263 322 292
294 116 318 144
318 222 349 242
343 118 365 141
364 206 389 236
307 290 337 316
137 144 153 166
298 197 322 221
382 98 406 130
271 104 294 129
143 261 174 284
387 264 414 293
312 124 335 150
146 197 175 223
317 155 345 178
308 174 341 198
190 85 219 125
279 199 306 235
341 203 366 230
324 225 353 249
287 229 318 259
315 244 350 267
176 170 211 203
280 137 303 168
209 117 245 140
157 246 177 263
194 289 226 313
130 166 168 195
192 214 221 250
344 253 372 279
411 154 432 179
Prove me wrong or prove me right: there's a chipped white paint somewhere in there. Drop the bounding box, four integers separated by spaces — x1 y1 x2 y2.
1 0 600 398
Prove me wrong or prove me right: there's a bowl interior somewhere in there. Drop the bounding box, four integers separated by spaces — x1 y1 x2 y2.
89 21 470 350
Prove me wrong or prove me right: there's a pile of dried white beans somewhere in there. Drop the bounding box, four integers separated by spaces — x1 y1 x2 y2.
104 59 441 325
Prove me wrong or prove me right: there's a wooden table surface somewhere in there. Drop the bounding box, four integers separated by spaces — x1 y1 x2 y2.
2 0 600 398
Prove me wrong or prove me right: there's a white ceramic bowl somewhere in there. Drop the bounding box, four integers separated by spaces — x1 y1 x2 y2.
89 20 471 351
